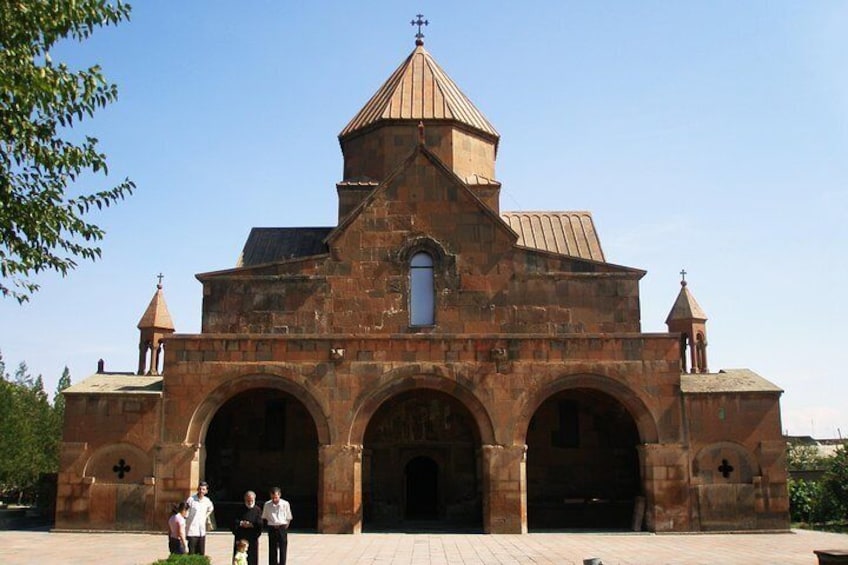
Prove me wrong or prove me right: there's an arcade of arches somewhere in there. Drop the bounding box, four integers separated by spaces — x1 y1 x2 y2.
201 385 643 532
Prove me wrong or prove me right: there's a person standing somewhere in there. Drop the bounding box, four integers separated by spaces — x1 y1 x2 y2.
261 486 293 565
167 502 189 555
233 539 250 565
185 480 215 555
232 490 263 565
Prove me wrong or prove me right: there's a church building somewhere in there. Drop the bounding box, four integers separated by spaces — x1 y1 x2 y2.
56 30 790 534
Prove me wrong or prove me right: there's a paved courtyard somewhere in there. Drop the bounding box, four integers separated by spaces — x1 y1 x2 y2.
0 528 846 564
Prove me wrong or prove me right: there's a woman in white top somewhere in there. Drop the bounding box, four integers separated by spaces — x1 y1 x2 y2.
168 502 189 554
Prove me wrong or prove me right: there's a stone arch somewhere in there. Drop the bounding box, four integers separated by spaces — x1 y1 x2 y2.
358 370 488 529
693 441 758 483
396 234 451 264
83 442 151 485
522 374 651 530
394 235 460 298
514 372 659 445
185 372 331 446
348 365 495 446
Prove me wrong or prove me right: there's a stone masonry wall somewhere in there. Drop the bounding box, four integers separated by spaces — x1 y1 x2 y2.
56 393 161 529
201 150 641 336
684 392 789 530
152 332 683 533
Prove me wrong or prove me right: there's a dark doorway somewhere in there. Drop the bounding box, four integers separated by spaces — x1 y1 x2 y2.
405 456 438 519
526 388 641 531
204 388 318 530
363 389 482 531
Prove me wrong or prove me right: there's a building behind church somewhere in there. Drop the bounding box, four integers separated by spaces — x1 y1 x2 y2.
56 34 789 534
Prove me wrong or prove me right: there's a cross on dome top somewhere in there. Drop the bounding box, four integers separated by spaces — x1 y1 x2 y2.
411 14 428 46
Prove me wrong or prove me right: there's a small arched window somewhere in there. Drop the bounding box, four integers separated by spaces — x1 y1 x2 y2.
695 333 707 373
679 333 690 373
410 252 435 326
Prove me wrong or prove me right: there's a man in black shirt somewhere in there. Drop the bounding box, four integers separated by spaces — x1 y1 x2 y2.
231 490 263 565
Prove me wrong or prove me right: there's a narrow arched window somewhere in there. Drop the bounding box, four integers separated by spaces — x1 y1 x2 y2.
679 334 689 373
410 252 435 326
695 333 707 373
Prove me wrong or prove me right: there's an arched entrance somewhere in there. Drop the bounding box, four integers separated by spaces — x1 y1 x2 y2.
204 388 319 529
363 389 482 531
526 388 641 530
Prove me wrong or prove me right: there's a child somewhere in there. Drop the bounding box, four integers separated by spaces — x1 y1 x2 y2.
168 502 189 554
233 539 249 565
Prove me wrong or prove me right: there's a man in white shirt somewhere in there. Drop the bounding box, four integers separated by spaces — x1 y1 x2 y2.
261 486 293 565
185 480 214 555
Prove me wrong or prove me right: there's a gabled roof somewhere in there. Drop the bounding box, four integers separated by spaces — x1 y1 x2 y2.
137 285 174 331
501 212 605 262
325 141 517 247
238 227 332 267
339 44 499 141
666 281 707 323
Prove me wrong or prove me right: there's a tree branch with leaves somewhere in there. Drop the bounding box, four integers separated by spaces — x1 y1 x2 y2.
1 0 134 302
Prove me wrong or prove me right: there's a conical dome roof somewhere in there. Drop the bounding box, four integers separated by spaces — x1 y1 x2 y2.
339 44 499 141
137 284 175 331
665 282 707 324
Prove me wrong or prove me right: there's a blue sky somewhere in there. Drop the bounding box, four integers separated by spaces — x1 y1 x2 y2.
1 1 846 438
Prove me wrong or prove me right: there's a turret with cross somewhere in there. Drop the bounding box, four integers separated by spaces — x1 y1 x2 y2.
665 269 709 373
136 274 176 375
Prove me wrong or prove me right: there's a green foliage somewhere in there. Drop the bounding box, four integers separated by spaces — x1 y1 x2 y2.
789 442 848 528
788 478 827 523
0 350 68 504
0 0 135 302
787 443 825 471
150 555 212 565
820 444 848 521
53 365 71 417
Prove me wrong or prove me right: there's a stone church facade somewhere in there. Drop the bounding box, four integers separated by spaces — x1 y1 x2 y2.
56 38 790 534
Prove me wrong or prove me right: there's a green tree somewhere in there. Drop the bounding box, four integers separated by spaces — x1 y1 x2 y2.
1 0 135 302
53 365 71 421
47 366 71 472
788 478 827 524
0 353 61 504
820 444 848 521
787 443 825 471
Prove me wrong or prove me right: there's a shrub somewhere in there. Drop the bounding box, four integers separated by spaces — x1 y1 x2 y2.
789 443 848 527
820 444 848 521
788 478 825 523
150 555 211 565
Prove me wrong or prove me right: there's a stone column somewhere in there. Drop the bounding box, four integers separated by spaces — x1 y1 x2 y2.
318 444 362 534
153 442 202 526
755 439 790 528
481 444 527 534
638 443 690 532
55 441 89 528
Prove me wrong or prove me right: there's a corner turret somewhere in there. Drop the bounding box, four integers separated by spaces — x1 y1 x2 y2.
666 270 708 373
137 275 175 375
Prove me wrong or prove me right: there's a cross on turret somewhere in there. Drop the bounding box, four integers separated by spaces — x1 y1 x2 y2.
411 14 428 45
665 270 709 373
